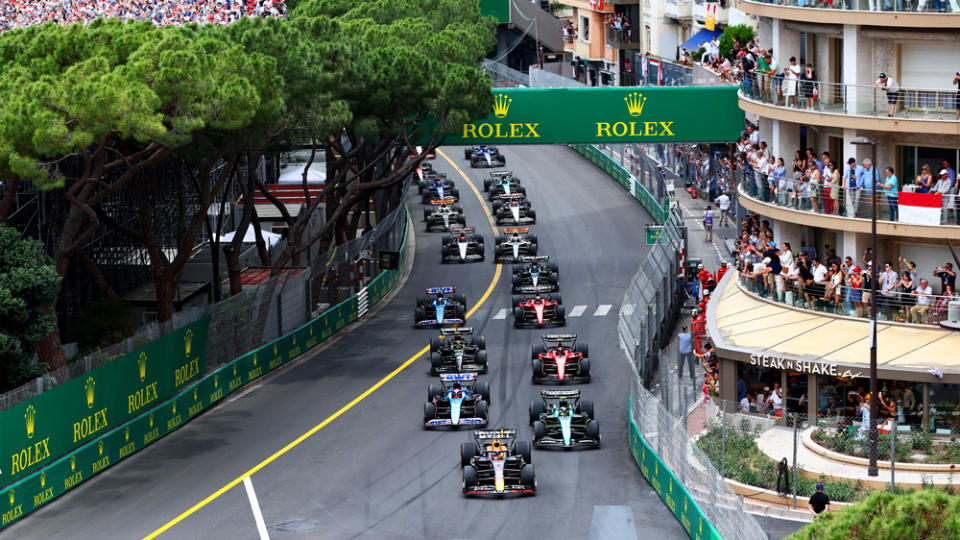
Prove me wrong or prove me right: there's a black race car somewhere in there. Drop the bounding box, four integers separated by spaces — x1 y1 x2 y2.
429 327 487 374
460 428 535 496
528 389 600 449
531 334 590 384
484 171 525 200
512 291 565 328
511 256 558 293
442 227 484 263
424 373 490 428
423 199 466 232
492 194 536 226
494 227 538 263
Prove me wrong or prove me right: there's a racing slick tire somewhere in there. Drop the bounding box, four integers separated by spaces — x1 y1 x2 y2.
555 305 566 324
516 441 533 466
476 350 488 370
476 400 488 420
511 274 522 288
521 464 535 490
578 399 595 420
513 307 524 327
574 343 588 357
422 208 431 221
527 233 538 244
483 179 492 192
461 443 477 467
477 244 484 260
531 358 543 380
547 262 559 275
528 208 536 221
548 293 562 303
512 264 524 274
417 181 425 194
430 337 443 353
452 188 461 199
529 243 538 255
430 353 443 370
492 201 502 214
475 381 490 401
441 234 453 244
455 305 466 321
578 358 591 379
417 296 429 308
499 156 507 166
462 465 477 494
423 402 436 424
511 295 523 307
471 336 486 349
529 400 545 424
494 234 505 244
441 245 451 262
414 307 425 326
532 421 545 442
494 245 503 260
586 419 600 441
531 343 546 358
454 294 467 309
464 148 474 160
428 384 443 401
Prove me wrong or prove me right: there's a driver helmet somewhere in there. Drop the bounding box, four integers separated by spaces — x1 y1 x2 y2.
558 400 570 414
452 382 462 390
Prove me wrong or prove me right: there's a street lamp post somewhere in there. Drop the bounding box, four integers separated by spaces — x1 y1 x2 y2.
852 136 879 477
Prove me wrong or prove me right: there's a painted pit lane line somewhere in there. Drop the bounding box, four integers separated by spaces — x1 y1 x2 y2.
143 148 501 539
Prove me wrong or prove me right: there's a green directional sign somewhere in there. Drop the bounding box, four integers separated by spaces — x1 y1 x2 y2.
440 86 743 144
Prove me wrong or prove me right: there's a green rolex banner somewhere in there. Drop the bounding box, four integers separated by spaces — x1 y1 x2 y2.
0 318 209 486
437 86 743 145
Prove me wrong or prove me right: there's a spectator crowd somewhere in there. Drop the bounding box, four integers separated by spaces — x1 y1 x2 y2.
0 0 285 30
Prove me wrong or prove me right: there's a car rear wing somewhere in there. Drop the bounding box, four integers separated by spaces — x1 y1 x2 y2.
519 255 549 263
498 193 524 200
541 389 581 400
517 286 548 294
430 198 456 205
489 170 513 178
440 327 473 336
501 227 530 234
426 286 456 294
474 428 518 442
542 334 576 344
449 227 475 234
439 373 477 382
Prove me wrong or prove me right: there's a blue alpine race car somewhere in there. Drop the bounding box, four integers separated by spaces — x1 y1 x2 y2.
423 373 490 428
415 286 467 327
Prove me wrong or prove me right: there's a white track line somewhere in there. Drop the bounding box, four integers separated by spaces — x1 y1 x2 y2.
243 476 271 540
569 305 588 317
593 304 612 317
492 308 509 320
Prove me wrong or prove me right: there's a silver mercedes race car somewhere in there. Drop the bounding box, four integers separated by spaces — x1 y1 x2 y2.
492 194 536 226
423 198 466 232
494 227 538 263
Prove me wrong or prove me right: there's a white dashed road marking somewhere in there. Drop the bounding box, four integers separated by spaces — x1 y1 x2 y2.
243 476 271 540
569 305 588 317
492 308 509 320
593 305 612 317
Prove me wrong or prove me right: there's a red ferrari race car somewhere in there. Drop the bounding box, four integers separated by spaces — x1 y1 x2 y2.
531 334 590 384
512 291 565 328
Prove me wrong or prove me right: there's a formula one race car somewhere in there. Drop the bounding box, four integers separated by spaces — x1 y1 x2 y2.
460 428 535 496
424 373 490 429
511 256 558 293
441 227 485 263
423 199 466 232
419 174 459 204
528 389 600 449
531 334 590 384
492 194 536 226
465 145 506 168
415 287 467 327
494 228 538 263
512 292 565 328
429 327 488 374
483 171 525 200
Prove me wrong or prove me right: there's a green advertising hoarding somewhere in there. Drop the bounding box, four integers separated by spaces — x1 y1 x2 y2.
628 403 722 540
478 0 510 22
0 318 209 486
440 87 743 145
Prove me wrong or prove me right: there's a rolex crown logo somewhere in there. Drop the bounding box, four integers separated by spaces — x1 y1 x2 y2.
214 374 219 389
85 377 96 409
8 489 14 507
492 93 512 119
98 440 104 456
70 456 76 472
138 352 148 382
149 413 154 428
25 404 36 439
185 329 194 358
40 471 46 488
624 92 647 117
254 353 259 366
232 364 237 377
125 426 130 442
172 401 177 414
273 343 278 356
292 334 296 345
193 387 198 401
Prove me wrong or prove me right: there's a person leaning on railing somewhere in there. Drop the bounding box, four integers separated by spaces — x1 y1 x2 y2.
910 278 934 323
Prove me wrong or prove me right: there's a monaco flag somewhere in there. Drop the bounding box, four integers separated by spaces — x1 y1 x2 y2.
898 191 941 225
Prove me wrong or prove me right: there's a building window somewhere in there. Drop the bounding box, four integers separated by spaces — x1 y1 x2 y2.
644 25 651 53
898 146 960 186
581 15 590 42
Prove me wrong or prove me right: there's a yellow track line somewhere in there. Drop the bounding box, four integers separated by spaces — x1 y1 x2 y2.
144 149 501 539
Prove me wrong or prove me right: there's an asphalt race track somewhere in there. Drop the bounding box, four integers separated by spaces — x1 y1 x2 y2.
7 145 688 540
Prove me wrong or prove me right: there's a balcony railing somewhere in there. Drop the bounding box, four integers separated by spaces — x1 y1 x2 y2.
605 25 638 47
735 272 960 326
741 0 958 13
737 167 960 226
739 71 960 121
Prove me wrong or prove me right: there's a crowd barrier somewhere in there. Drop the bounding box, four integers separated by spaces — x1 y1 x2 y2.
0 206 409 530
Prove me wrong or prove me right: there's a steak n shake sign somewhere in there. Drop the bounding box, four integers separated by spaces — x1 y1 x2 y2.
438 86 743 145
750 353 864 379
